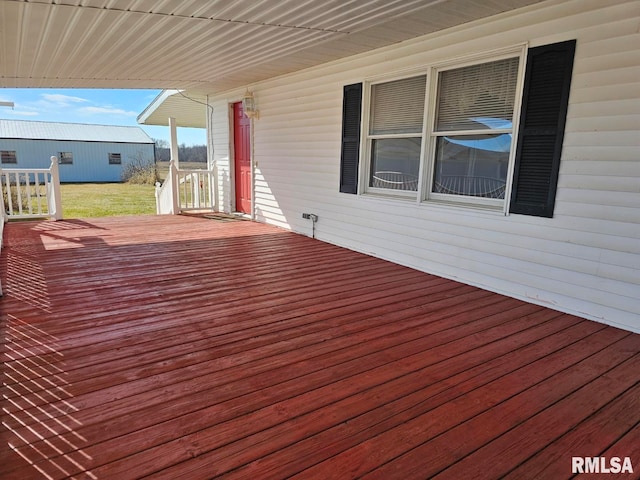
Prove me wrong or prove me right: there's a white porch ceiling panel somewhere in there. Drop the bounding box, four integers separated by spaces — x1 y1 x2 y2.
0 0 544 93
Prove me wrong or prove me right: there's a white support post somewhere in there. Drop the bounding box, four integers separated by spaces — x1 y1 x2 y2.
169 159 179 215
49 156 62 220
169 117 179 169
205 95 218 212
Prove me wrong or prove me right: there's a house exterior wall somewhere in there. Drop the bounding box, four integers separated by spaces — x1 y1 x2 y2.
0 139 154 182
208 99 234 212
208 0 640 332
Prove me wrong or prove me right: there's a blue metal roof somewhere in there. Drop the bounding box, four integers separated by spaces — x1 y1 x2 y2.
0 119 154 144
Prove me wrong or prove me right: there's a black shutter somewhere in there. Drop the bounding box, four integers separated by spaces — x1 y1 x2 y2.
339 83 363 194
510 40 576 217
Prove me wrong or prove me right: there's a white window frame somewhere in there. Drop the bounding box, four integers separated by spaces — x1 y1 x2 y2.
1 150 17 164
362 71 429 199
59 151 73 164
108 152 122 165
360 45 527 212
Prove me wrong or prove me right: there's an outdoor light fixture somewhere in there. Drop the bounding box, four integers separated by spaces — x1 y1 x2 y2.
0 101 14 108
242 90 258 119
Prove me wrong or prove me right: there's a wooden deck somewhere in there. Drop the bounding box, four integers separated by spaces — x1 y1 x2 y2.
1 215 638 479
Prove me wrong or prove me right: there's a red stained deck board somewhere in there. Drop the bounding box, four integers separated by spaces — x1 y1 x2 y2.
1 215 638 480
501 380 640 480
362 336 639 480
3 278 463 401
2 290 511 476
206 319 606 480
575 424 640 480
3 289 514 459
3 273 455 395
145 314 590 480
4 282 489 430
82 305 560 479
432 344 640 479
289 327 636 480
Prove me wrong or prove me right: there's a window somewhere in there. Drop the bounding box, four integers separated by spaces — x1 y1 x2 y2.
59 152 73 164
1 150 17 164
431 57 519 203
108 153 122 165
340 40 575 217
367 75 425 193
358 57 521 203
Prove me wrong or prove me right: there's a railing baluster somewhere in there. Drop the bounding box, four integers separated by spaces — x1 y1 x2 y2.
45 171 52 216
182 173 188 208
201 172 206 208
16 173 24 215
186 176 189 208
25 172 33 215
195 173 198 208
4 173 13 215
183 173 188 208
34 172 43 215
199 173 204 208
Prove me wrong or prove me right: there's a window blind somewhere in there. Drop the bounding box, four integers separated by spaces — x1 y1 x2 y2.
370 75 426 135
435 57 519 132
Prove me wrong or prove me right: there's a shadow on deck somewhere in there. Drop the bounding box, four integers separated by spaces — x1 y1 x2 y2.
1 215 638 479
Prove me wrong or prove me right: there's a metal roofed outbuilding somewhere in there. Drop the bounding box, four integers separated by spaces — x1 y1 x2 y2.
0 119 155 182
0 119 153 143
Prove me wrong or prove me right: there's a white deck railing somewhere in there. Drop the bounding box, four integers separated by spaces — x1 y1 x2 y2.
0 156 62 296
1 156 62 222
155 160 215 215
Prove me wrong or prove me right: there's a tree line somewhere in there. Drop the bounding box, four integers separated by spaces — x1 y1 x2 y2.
154 139 207 163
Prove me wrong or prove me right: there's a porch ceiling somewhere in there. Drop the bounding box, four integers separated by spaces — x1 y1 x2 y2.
1 0 545 95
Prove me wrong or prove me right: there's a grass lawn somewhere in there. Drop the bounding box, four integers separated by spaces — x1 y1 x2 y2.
60 183 156 218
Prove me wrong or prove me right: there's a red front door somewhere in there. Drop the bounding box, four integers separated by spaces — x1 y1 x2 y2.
233 102 251 214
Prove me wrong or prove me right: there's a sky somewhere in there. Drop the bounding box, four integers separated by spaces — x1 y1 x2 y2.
0 88 206 146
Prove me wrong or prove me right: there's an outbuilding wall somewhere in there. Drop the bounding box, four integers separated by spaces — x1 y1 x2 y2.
0 139 155 182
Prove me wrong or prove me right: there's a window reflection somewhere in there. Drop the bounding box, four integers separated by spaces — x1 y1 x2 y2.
433 134 509 199
370 138 421 191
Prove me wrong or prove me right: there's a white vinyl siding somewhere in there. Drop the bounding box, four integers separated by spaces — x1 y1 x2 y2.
207 97 234 213
207 0 640 332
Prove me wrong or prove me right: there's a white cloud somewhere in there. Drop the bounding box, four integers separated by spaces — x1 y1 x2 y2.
41 93 89 105
78 106 137 116
0 98 40 116
9 110 39 117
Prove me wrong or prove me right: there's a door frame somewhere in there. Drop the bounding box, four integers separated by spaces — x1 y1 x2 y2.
230 100 254 218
